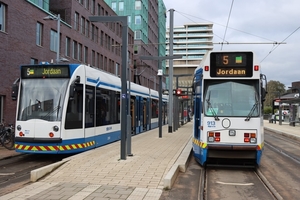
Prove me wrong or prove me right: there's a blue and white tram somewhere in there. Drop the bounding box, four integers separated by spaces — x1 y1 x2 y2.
12 63 167 154
192 51 267 166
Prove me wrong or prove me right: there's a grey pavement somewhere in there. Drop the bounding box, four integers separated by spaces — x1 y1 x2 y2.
263 119 300 141
1 122 193 200
1 119 300 200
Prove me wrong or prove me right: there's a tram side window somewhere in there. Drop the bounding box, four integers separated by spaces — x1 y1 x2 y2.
151 99 158 118
96 88 119 126
65 84 83 129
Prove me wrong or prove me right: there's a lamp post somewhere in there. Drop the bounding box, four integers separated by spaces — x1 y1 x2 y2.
140 55 181 138
44 14 60 63
89 16 129 160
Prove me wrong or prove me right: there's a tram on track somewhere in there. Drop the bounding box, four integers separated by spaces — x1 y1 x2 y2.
192 51 267 167
12 63 168 154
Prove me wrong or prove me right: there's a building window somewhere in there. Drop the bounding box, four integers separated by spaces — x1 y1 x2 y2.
73 41 78 59
84 0 89 9
65 37 71 57
135 16 141 25
135 1 141 10
36 22 43 46
78 43 82 61
127 16 131 26
135 30 141 39
37 0 46 9
95 27 99 43
92 50 95 66
96 53 100 68
111 2 116 11
80 16 85 34
74 12 79 31
83 46 88 63
91 24 95 41
100 55 103 69
119 2 124 11
0 3 6 32
30 58 38 65
91 0 95 14
97 4 102 15
50 29 58 53
100 31 104 46
85 20 90 38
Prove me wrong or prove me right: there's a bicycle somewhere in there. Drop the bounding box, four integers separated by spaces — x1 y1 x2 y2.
0 120 15 150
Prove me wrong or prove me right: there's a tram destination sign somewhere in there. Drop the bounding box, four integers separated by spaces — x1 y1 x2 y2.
21 65 70 78
210 52 253 77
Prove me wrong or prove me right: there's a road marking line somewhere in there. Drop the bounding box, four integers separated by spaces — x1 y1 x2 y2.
216 181 254 186
0 172 15 175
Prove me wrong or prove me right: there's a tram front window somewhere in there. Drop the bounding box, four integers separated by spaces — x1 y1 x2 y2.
17 79 69 121
204 81 259 117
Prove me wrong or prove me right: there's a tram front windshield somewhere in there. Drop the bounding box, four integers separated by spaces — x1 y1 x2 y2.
204 80 259 117
17 79 69 121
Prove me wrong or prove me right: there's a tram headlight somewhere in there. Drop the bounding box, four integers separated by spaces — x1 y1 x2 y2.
17 125 22 131
229 130 236 136
208 137 214 142
250 138 257 143
53 125 59 132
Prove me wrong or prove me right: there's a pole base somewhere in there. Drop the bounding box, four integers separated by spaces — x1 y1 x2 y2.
168 126 173 133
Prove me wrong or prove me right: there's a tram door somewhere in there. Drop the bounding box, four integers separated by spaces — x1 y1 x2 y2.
193 72 202 140
138 98 144 133
85 85 96 146
144 99 148 131
130 97 136 135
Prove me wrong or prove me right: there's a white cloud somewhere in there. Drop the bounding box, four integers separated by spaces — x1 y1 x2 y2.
163 0 300 88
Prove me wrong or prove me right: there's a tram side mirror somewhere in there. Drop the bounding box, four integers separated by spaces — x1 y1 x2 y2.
12 84 18 101
69 76 80 101
11 78 20 101
69 84 75 101
192 82 195 95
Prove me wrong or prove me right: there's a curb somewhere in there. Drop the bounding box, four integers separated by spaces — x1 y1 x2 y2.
265 127 300 142
164 137 192 189
31 157 71 182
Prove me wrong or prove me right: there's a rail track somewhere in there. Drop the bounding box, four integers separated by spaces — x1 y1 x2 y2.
0 153 69 196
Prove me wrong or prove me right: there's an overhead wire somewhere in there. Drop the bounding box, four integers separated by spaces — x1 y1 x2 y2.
260 25 300 63
174 9 299 63
221 0 235 50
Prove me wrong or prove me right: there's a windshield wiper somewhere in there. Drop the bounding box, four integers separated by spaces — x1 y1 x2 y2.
206 91 219 121
56 95 61 119
42 105 61 120
245 101 259 121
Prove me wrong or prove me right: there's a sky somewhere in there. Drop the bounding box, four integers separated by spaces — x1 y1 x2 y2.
163 0 300 89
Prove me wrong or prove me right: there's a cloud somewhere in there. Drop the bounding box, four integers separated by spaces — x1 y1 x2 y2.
163 0 300 88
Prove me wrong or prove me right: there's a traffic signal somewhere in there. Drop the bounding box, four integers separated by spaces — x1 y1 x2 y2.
173 89 182 96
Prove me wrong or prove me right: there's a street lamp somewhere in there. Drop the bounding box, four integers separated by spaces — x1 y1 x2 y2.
89 16 129 160
44 14 61 63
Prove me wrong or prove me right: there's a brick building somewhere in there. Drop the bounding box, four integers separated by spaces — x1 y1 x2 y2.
0 0 136 124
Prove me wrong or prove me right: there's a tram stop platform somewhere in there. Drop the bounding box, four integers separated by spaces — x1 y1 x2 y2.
1 120 300 200
1 122 193 200
264 119 300 141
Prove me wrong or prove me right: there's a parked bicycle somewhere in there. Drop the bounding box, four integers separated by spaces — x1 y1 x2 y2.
0 120 15 150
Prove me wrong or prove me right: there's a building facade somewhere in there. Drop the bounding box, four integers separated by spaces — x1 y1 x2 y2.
0 0 135 124
166 23 213 92
104 0 167 90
